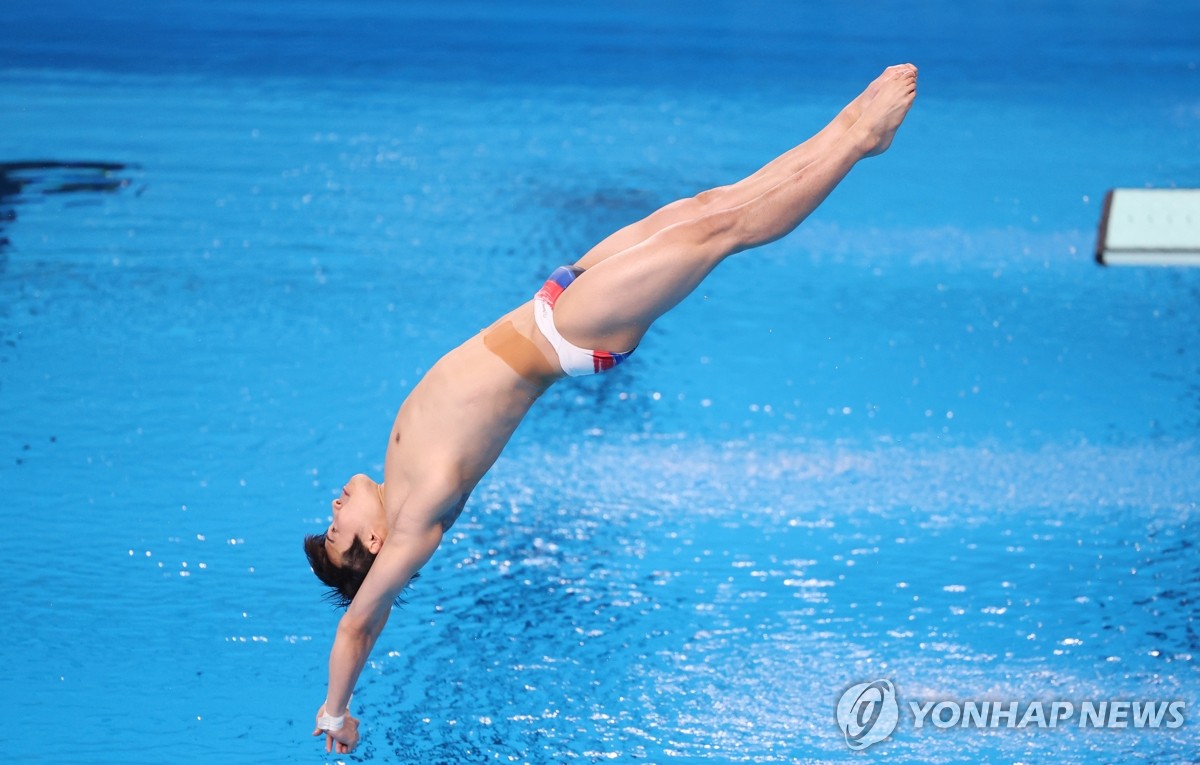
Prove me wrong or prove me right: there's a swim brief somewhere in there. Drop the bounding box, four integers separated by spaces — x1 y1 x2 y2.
532 265 634 377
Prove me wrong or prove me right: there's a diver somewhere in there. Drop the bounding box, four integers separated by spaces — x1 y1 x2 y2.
307 64 918 754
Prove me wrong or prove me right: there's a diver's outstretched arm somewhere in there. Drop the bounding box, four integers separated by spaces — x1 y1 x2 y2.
312 521 443 754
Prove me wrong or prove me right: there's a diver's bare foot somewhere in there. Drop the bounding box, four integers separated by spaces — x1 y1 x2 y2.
849 63 917 158
836 64 909 128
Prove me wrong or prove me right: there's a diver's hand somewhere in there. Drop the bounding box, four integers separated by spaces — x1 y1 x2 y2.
312 706 360 754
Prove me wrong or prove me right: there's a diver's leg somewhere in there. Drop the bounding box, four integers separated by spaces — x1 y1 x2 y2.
572 66 906 271
554 65 917 352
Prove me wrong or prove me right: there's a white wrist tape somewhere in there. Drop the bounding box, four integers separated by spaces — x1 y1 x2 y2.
317 706 346 732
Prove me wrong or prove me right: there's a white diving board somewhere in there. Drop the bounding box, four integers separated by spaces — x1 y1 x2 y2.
1096 188 1200 266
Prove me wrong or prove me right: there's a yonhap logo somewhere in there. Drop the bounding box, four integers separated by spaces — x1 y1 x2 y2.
834 679 1186 751
836 680 899 750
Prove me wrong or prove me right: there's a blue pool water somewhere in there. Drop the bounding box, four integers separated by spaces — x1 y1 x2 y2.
2 1 1198 763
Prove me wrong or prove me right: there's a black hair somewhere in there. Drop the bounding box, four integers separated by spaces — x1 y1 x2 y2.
303 533 419 609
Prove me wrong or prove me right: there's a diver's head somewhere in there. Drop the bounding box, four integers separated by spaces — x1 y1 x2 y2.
303 473 387 607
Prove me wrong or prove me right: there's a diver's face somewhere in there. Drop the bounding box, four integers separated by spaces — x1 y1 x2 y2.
325 473 385 565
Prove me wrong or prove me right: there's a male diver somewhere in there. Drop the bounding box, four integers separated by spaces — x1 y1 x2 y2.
307 64 918 753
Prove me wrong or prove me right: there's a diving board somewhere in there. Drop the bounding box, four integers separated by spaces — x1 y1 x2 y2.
1096 188 1200 266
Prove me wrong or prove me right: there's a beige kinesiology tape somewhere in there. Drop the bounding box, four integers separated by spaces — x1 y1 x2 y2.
482 319 557 384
